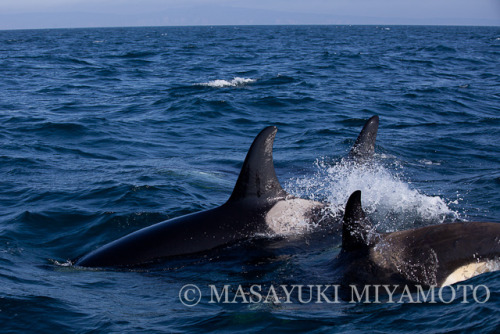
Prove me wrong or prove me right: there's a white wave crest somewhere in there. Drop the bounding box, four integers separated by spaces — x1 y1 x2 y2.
198 77 256 88
287 158 459 232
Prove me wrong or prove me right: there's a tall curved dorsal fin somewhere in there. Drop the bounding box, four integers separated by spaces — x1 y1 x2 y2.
342 191 373 252
228 126 288 202
348 115 379 160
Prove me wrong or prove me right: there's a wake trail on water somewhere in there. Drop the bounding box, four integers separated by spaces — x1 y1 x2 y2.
287 157 461 232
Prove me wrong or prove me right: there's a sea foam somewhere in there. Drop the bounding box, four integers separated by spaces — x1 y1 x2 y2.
198 77 256 88
287 158 459 232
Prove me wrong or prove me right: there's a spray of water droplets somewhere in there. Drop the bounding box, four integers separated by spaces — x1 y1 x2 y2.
286 157 460 232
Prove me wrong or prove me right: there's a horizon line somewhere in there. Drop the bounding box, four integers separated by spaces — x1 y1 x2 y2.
2 22 499 32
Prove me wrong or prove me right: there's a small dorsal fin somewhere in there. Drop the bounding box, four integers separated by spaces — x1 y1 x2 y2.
342 191 373 252
348 115 379 160
228 126 288 202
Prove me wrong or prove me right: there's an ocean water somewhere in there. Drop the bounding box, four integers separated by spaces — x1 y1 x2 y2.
0 25 499 333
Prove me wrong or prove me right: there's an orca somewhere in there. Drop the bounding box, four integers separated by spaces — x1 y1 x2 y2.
339 190 500 288
76 126 322 267
76 117 379 268
348 115 379 160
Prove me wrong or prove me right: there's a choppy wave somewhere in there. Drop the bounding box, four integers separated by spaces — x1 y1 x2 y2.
198 77 256 88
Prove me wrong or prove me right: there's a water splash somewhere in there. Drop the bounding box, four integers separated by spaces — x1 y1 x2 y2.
50 259 73 267
287 158 459 232
198 77 256 88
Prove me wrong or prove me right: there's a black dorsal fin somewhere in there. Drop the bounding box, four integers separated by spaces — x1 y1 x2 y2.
228 126 288 202
348 115 379 160
342 191 373 252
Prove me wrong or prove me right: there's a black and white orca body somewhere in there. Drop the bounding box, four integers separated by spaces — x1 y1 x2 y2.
339 191 500 288
76 127 323 267
76 117 379 268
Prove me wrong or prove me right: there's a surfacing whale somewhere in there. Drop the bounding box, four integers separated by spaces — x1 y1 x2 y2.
76 117 379 267
76 127 323 267
348 115 379 160
338 190 500 289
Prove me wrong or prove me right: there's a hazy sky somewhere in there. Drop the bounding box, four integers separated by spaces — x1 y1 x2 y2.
1 0 499 30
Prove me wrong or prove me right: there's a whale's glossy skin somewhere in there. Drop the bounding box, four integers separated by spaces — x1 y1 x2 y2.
76 117 380 268
76 127 317 267
339 191 500 288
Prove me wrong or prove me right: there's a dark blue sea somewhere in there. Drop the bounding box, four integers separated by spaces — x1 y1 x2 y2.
0 25 499 333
